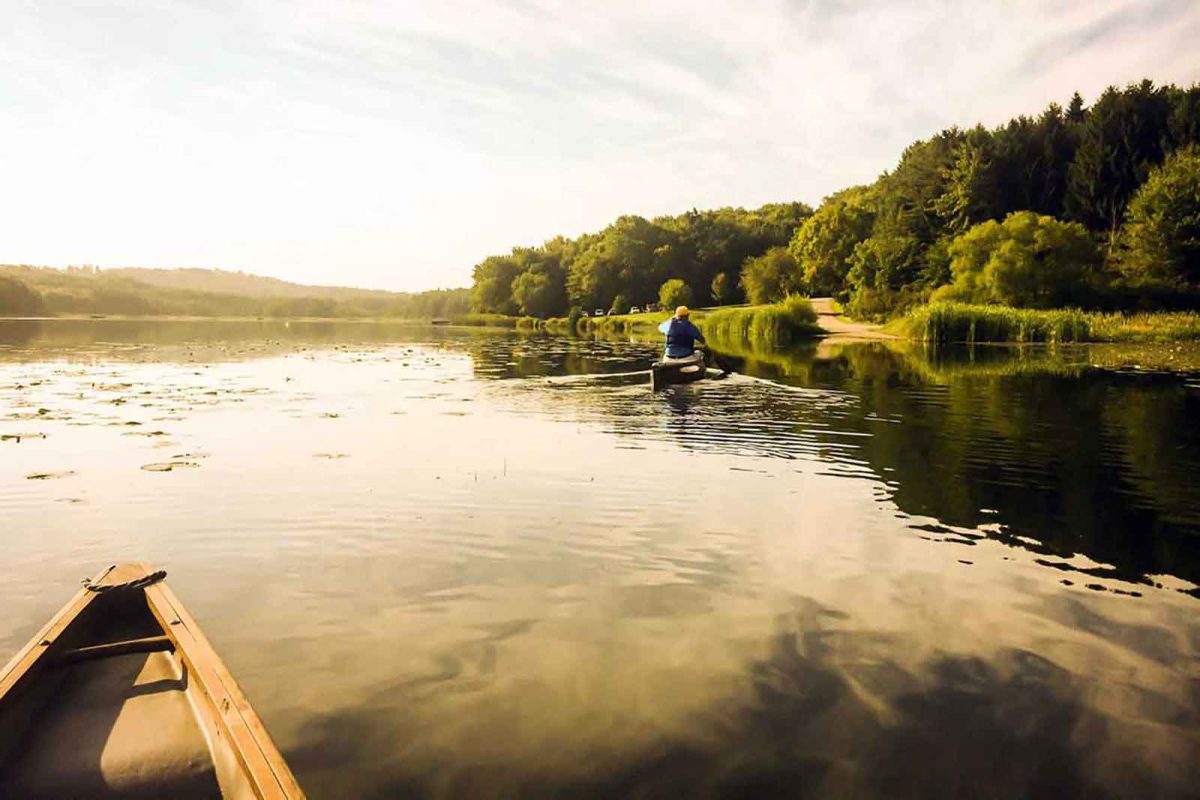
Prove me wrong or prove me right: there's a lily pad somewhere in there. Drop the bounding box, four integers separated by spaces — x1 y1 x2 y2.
26 471 75 480
141 461 201 472
1 433 46 442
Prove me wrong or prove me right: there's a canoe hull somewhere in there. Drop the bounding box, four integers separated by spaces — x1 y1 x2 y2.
0 564 304 799
651 352 707 391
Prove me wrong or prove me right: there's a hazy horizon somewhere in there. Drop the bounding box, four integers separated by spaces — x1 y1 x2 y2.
3 0 1198 292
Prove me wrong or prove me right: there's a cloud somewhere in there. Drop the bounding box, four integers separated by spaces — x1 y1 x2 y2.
0 0 1197 289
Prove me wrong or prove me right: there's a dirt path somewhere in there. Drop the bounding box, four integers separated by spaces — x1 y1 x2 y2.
809 297 895 340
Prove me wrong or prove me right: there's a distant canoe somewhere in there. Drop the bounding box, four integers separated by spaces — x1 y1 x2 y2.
430 318 451 325
0 563 304 799
651 351 707 391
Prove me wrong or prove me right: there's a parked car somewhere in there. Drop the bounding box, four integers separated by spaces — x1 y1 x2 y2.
579 310 589 317
594 308 605 316
629 306 641 314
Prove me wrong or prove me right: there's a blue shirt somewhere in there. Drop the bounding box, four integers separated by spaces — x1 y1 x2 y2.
658 317 705 358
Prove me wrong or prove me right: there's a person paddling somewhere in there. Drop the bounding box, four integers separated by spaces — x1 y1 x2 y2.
657 305 705 359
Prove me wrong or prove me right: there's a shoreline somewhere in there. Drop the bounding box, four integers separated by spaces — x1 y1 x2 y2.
6 303 1200 348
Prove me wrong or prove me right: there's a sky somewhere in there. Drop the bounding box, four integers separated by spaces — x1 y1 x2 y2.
2 1 1198 292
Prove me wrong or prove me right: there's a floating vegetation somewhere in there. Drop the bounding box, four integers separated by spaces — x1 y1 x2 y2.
319 412 341 419
140 461 201 472
122 429 169 437
313 452 350 459
1 433 46 442
26 471 75 480
171 452 211 459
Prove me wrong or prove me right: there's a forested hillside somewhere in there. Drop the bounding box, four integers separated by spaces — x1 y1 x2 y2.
0 265 469 319
471 79 1200 319
105 267 405 301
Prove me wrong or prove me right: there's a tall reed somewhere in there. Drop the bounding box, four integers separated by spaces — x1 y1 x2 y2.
899 302 1200 343
702 296 820 347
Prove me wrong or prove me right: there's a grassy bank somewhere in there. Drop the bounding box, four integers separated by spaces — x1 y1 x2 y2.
447 313 544 329
895 302 1200 344
549 297 821 345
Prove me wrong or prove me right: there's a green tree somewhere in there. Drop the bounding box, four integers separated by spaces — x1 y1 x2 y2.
1168 85 1200 149
845 233 926 317
843 129 963 313
1066 92 1086 123
1119 145 1200 288
470 255 522 314
710 272 735 305
789 187 876 296
746 202 815 247
1067 81 1175 247
934 212 1102 307
0 276 45 315
739 247 803 304
933 128 1000 233
658 279 692 310
566 306 583 333
875 129 964 247
986 104 1080 220
511 270 561 317
567 216 669 310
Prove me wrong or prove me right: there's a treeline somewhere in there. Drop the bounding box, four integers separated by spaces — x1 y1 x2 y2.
470 204 814 317
0 266 470 319
471 79 1200 319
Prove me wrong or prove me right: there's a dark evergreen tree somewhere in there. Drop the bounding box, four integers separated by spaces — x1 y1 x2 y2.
1066 81 1175 248
1066 92 1086 123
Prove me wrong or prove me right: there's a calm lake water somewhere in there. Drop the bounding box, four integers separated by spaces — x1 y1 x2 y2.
1 319 1198 799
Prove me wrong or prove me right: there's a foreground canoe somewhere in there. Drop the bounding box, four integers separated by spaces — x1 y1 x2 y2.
650 351 708 391
0 564 304 799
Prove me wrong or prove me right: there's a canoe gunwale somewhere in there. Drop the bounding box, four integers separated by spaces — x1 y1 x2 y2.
142 569 304 798
0 563 305 799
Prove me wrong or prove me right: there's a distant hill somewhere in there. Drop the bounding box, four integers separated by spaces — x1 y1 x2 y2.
103 267 401 301
0 264 470 319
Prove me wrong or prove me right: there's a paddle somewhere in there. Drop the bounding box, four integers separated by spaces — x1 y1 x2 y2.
704 347 734 376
